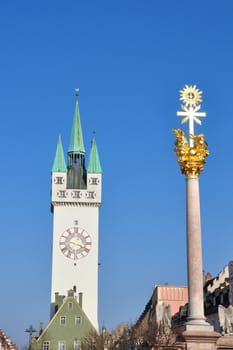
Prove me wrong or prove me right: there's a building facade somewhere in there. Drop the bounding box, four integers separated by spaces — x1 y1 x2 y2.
135 284 188 334
151 285 188 317
204 262 233 333
0 330 17 350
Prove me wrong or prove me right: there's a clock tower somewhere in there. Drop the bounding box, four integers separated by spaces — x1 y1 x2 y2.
50 93 102 331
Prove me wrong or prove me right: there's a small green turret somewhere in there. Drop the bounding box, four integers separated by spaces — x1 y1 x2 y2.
87 135 102 174
52 134 67 172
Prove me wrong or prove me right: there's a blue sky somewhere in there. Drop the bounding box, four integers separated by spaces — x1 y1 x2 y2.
1 0 233 347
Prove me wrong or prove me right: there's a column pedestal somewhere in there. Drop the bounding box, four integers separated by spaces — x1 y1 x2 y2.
178 330 221 350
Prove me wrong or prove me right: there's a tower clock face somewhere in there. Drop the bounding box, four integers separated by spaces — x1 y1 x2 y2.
59 227 92 260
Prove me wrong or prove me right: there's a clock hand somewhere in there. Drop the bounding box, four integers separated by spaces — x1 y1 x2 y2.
70 240 85 248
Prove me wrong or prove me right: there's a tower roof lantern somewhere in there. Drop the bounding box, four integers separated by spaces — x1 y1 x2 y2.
52 134 67 172
68 94 85 155
87 134 102 174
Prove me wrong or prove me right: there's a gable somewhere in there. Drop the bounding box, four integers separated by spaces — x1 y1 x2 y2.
31 296 95 350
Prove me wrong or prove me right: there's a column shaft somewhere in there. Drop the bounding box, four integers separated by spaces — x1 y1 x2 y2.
186 176 205 324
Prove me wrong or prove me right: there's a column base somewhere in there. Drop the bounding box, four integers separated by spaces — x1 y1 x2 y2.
177 329 221 350
185 316 214 332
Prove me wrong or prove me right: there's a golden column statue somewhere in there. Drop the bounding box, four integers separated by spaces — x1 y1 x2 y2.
173 85 212 331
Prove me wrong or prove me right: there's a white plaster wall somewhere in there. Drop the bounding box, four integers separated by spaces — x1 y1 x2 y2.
51 204 99 330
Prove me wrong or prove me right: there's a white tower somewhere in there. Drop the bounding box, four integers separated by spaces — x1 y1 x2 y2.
50 93 102 330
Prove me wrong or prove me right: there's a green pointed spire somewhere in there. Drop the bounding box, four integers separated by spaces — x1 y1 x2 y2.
87 135 102 173
68 98 85 155
52 134 67 172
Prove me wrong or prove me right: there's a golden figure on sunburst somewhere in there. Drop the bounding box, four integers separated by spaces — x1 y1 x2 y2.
180 85 202 107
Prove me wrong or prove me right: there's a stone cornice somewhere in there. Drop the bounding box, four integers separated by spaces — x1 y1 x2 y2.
52 201 101 208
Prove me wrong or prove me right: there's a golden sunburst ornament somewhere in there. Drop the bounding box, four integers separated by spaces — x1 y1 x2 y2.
180 85 203 107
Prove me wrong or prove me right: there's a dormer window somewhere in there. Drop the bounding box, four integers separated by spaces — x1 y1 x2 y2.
60 316 66 325
74 340 81 350
43 342 50 350
58 341 66 350
75 316 81 325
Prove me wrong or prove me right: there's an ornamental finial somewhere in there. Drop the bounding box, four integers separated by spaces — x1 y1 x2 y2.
177 85 206 147
173 85 209 177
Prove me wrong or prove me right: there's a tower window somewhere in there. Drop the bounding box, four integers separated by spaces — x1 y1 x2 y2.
71 191 82 199
55 177 64 184
86 191 95 199
74 340 81 350
60 316 66 325
75 316 81 325
43 342 50 350
58 341 66 350
89 177 99 185
58 190 66 198
68 302 73 310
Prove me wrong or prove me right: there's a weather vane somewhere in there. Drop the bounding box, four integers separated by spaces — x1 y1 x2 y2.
177 85 206 147
75 87 80 97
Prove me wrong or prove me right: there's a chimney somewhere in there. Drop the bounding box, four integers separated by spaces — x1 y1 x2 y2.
39 322 43 335
68 289 74 297
79 292 83 308
205 272 212 282
55 292 65 309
